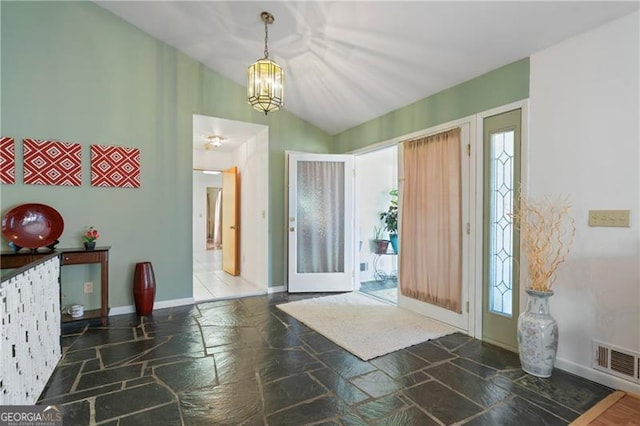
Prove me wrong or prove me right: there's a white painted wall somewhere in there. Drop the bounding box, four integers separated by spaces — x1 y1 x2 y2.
233 128 269 290
193 148 234 171
192 172 222 253
355 146 398 283
529 11 639 392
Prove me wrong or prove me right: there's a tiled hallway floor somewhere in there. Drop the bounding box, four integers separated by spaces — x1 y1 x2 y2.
39 293 612 425
193 249 265 301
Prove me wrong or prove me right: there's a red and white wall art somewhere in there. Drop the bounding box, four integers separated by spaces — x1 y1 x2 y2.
0 137 15 184
91 144 140 188
23 138 82 186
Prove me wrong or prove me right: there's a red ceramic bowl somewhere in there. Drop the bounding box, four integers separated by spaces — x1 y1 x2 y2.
1 203 64 249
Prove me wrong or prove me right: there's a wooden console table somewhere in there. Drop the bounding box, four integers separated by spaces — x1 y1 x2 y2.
0 247 110 326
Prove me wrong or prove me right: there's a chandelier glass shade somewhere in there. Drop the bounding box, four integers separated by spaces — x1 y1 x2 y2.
247 12 284 115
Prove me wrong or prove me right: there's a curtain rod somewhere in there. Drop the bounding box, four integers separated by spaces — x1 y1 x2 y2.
400 126 461 145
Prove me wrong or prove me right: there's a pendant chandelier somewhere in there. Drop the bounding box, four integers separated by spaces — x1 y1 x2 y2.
247 11 284 115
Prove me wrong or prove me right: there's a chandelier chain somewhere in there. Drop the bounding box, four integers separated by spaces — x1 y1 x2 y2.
263 19 269 58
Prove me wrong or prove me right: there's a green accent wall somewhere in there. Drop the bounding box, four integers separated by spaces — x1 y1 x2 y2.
0 1 331 307
332 58 529 152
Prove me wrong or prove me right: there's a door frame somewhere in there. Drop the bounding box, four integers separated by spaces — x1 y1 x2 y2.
191 115 270 296
346 101 529 339
474 99 530 340
396 116 476 334
350 114 477 335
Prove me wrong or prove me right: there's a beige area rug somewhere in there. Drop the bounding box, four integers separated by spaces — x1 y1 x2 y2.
277 292 456 360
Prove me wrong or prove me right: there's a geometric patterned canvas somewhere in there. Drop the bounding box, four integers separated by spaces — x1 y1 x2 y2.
0 137 15 184
90 144 140 188
23 138 82 186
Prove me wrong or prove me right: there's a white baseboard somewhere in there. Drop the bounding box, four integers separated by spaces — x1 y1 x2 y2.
268 285 287 294
109 297 195 316
555 356 640 394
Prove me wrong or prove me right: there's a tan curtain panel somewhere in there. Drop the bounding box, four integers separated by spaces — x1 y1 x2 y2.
400 128 462 313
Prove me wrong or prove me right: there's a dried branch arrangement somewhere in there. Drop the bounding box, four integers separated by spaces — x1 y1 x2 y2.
512 193 576 292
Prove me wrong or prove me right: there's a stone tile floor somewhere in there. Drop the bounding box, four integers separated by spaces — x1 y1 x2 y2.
39 293 612 425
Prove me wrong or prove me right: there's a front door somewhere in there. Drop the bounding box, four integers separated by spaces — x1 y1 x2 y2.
482 109 522 351
222 166 240 276
287 153 355 292
397 122 472 332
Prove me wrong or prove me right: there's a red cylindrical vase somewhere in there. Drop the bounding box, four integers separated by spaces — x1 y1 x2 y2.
133 262 156 316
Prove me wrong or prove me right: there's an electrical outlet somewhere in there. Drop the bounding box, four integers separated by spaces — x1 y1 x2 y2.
588 210 631 227
84 281 94 294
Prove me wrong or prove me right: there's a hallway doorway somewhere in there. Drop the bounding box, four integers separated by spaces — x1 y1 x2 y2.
191 114 269 302
192 170 264 301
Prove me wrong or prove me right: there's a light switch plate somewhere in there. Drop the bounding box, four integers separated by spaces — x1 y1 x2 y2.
588 210 630 227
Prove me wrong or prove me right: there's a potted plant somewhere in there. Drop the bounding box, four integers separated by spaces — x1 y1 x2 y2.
83 226 100 250
379 189 398 253
371 225 389 254
512 193 575 378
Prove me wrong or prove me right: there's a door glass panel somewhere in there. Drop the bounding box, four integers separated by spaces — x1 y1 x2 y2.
297 161 345 273
488 130 515 317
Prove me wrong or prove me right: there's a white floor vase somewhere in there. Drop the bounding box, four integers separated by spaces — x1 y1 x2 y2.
517 289 559 378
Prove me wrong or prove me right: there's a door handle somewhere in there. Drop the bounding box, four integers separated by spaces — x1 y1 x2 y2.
230 226 235 230
289 227 295 232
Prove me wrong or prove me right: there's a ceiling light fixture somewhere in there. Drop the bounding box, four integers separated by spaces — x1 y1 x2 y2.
204 135 224 149
247 11 284 115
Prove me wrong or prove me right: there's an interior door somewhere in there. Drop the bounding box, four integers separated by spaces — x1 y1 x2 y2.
482 109 522 351
397 122 472 332
222 166 240 276
288 153 354 292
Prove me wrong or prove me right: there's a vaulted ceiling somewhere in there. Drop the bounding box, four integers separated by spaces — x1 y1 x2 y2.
96 1 638 136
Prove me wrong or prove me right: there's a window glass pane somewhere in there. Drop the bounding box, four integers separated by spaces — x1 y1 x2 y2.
488 130 514 317
297 161 345 273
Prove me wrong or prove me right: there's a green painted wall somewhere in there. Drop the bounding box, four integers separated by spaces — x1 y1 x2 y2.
332 58 530 152
1 2 530 309
0 1 331 307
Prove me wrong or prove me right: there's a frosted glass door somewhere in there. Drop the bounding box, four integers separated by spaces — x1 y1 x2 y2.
288 153 354 292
